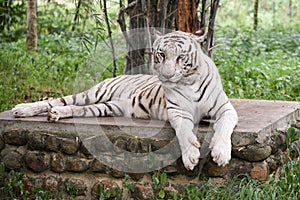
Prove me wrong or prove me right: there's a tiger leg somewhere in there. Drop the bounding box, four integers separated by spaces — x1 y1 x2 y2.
167 109 200 170
12 100 52 117
209 103 238 166
12 82 107 117
47 102 124 122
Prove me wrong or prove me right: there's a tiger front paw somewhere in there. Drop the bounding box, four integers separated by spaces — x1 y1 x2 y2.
180 134 201 170
209 137 231 166
47 106 72 122
12 102 49 117
182 144 200 170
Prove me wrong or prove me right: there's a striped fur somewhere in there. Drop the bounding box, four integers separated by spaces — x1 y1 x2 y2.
12 31 238 170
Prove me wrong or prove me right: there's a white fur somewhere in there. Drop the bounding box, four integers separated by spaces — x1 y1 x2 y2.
12 101 50 117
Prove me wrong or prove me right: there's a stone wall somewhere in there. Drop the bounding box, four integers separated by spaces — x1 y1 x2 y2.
0 99 299 199
0 126 298 199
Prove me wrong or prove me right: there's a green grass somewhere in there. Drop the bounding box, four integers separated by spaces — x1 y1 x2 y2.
0 33 126 111
0 35 87 111
200 157 300 200
214 28 300 101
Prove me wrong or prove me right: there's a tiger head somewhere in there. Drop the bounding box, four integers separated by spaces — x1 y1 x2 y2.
152 31 205 85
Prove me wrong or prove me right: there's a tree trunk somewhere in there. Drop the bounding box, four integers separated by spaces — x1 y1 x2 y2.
199 0 207 34
72 0 82 32
26 0 38 51
103 0 117 77
125 0 146 74
253 0 259 31
288 0 292 22
178 0 200 33
205 0 220 57
119 0 177 74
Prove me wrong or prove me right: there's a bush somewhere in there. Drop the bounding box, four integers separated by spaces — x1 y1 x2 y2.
0 33 87 111
214 28 300 101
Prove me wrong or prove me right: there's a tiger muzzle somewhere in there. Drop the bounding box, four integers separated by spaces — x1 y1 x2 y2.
160 65 176 80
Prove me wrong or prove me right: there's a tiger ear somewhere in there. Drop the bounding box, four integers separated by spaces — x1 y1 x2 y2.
194 30 206 43
151 28 163 40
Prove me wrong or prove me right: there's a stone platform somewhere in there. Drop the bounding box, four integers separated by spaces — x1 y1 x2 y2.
0 99 299 199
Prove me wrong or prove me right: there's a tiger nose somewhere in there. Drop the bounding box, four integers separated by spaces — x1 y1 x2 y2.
161 66 175 79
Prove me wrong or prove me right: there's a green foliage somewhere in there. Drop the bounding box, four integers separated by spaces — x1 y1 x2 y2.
0 0 27 41
0 164 55 199
0 1 104 41
214 28 300 101
175 161 299 199
3 169 26 199
66 181 78 199
287 127 300 159
31 185 56 200
286 127 300 148
152 172 168 199
217 0 300 29
97 183 110 200
122 175 135 192
0 34 88 111
183 184 201 200
268 161 300 199
0 1 126 112
95 182 120 200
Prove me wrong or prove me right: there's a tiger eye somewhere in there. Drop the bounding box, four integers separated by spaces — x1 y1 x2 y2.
158 52 165 59
177 54 186 62
156 51 165 62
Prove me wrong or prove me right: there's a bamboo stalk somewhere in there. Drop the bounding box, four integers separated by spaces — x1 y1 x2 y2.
103 0 117 77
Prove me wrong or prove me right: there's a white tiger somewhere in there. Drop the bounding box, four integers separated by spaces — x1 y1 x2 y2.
12 31 238 170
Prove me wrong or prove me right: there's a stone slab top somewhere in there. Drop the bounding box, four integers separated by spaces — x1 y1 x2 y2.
0 99 299 146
